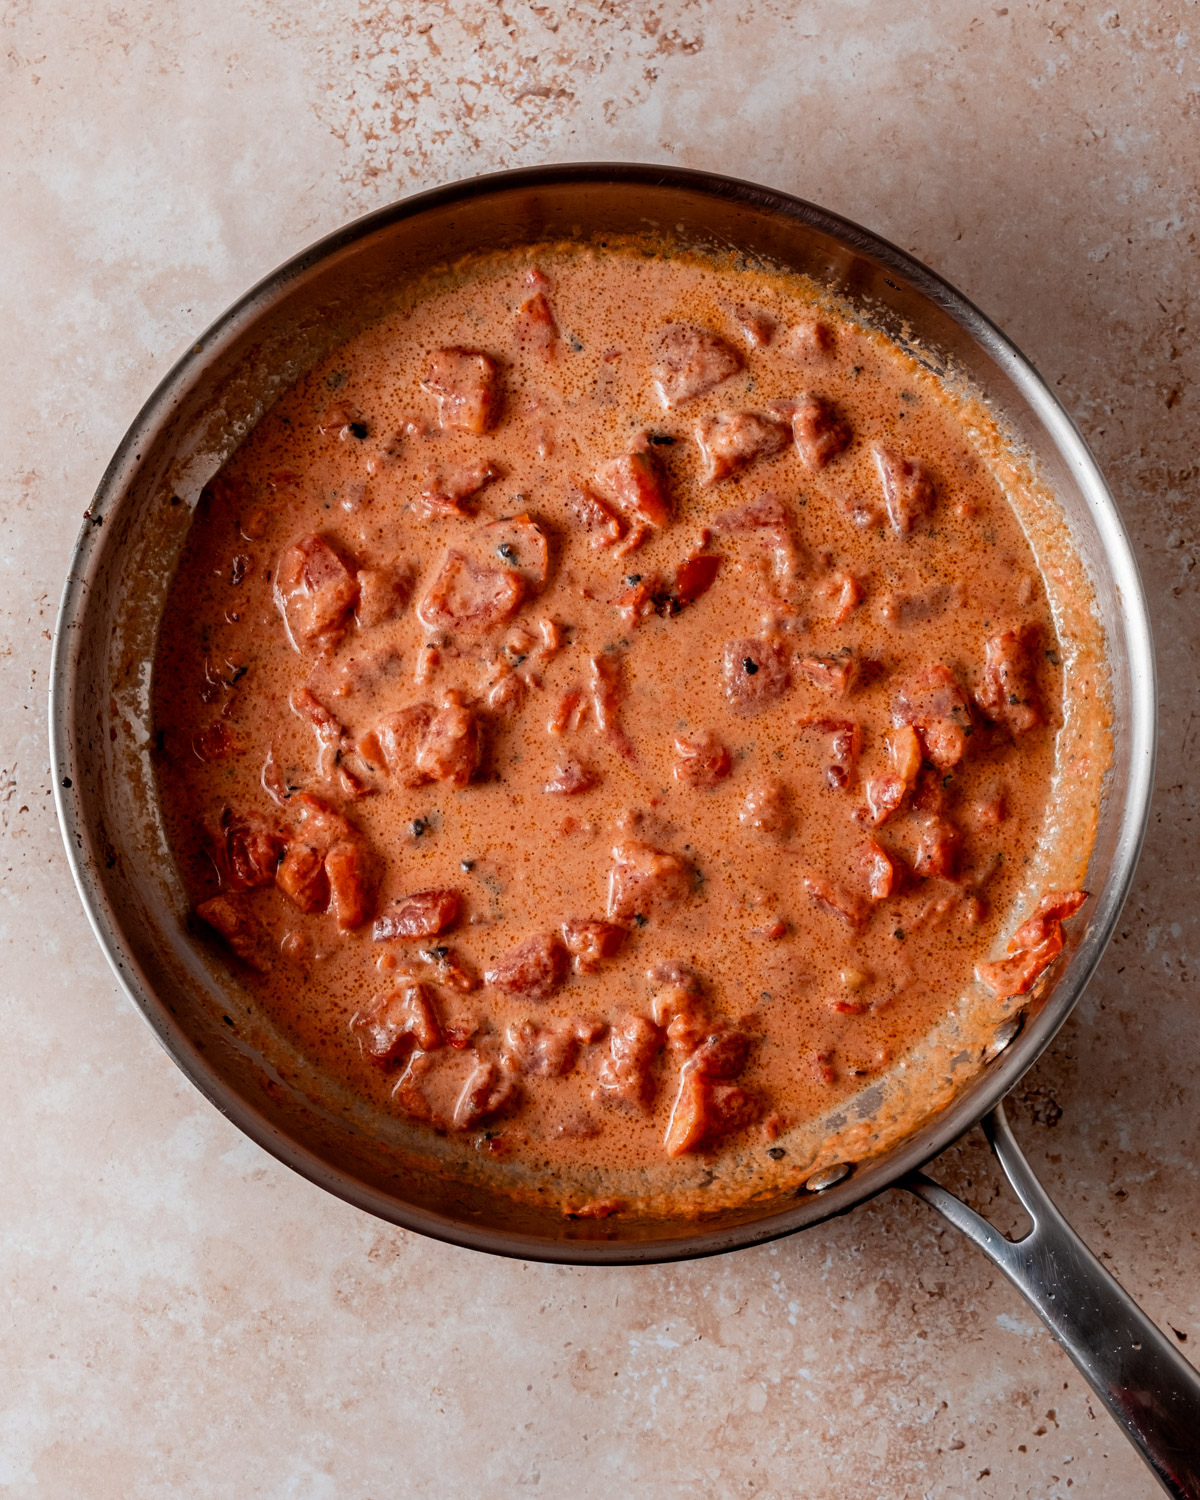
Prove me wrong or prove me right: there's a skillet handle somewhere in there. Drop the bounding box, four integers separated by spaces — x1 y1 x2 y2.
904 1101 1200 1499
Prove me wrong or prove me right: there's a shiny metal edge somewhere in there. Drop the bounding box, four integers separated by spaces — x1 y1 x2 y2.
48 163 1157 1265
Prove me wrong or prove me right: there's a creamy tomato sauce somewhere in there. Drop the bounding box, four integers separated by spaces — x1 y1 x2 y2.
153 242 1087 1213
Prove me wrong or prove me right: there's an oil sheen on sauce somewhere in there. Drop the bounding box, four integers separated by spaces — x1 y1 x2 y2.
153 242 1088 1213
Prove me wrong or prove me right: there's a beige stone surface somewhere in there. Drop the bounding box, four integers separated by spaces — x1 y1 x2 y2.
2 2 1197 1495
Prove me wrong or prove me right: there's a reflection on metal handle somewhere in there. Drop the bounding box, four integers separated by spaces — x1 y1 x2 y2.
905 1101 1200 1499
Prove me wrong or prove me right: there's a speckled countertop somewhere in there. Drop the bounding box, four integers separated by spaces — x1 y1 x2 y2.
2 4 1197 1496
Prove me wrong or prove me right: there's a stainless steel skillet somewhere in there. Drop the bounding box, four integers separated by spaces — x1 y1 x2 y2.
48 164 1199 1494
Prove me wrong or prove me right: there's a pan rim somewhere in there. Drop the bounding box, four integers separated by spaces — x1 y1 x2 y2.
49 162 1157 1264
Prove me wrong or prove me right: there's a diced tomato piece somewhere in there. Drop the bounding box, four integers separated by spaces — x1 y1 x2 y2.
452 1056 518 1129
274 533 359 652
791 393 851 469
355 565 413 629
517 291 558 359
196 893 269 972
1009 890 1088 951
586 652 632 753
872 446 936 533
290 686 344 781
977 938 1062 999
910 813 963 881
690 1026 755 1078
890 723 923 783
739 778 793 836
695 410 790 485
415 461 502 519
978 626 1045 735
673 731 731 788
288 791 354 848
275 843 329 914
612 576 660 630
373 889 460 942
969 794 1007 829
734 307 774 346
606 842 693 922
976 891 1087 997
647 963 707 1048
819 570 863 625
502 1019 579 1078
424 947 479 994
544 759 595 796
664 1068 709 1156
797 653 860 698
713 491 792 534
861 774 906 826
593 441 671 529
413 696 481 789
417 549 525 638
673 553 721 605
912 765 948 815
325 839 373 931
652 324 742 408
893 665 974 769
779 317 836 365
484 932 569 1001
723 637 791 713
221 812 284 890
802 871 869 928
351 981 442 1064
713 490 811 604
595 1014 661 1111
422 347 500 434
800 717 863 794
561 919 626 973
274 793 367 920
665 1067 759 1156
855 838 896 900
360 704 434 787
476 514 550 589
568 485 625 549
